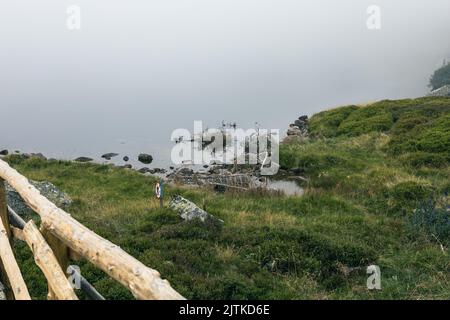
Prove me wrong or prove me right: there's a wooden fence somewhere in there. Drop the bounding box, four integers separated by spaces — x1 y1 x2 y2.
0 159 184 300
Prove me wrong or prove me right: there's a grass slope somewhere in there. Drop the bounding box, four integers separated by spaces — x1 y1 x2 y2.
4 96 450 299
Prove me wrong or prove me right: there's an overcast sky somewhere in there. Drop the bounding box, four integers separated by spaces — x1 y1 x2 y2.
0 0 449 161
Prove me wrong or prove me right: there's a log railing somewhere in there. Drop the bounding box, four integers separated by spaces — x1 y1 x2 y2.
0 158 184 300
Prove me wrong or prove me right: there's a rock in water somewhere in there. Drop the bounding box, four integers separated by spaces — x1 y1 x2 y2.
6 180 72 216
0 150 8 156
169 195 223 223
101 153 119 160
138 153 153 164
75 157 93 163
123 156 129 162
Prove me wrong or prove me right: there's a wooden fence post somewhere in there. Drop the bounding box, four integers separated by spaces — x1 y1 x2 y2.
0 178 13 299
23 221 78 300
0 215 31 300
41 228 70 300
0 179 11 239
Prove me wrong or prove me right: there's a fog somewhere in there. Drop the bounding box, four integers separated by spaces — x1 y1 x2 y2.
1 0 449 166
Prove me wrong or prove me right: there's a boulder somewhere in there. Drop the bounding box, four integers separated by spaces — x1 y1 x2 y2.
138 167 151 174
30 153 47 160
177 168 194 175
123 156 129 162
169 195 223 224
0 150 8 156
138 153 153 164
74 157 93 163
6 180 72 216
287 126 301 136
101 153 119 160
429 85 450 97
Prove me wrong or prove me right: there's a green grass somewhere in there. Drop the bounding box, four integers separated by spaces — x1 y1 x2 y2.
3 96 450 300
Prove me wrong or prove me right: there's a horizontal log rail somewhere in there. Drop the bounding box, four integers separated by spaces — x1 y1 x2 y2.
0 159 184 300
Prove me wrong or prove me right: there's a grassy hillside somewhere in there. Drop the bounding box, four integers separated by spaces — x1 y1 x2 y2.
4 96 450 300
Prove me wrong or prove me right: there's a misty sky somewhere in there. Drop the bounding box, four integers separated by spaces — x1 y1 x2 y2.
1 0 449 164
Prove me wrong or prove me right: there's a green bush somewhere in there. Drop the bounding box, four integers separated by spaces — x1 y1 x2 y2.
309 105 358 137
390 116 430 135
407 196 450 246
400 152 449 168
386 114 450 157
385 181 435 215
338 110 393 136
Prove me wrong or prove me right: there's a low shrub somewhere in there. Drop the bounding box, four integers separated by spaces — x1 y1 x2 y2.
385 181 435 215
400 152 449 168
407 195 450 246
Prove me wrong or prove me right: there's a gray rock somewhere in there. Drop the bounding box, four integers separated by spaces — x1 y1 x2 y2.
123 156 129 162
285 115 309 140
123 164 132 169
75 157 93 163
138 153 153 164
169 195 223 223
0 150 8 156
6 180 72 216
287 126 302 136
177 168 194 175
429 85 450 97
101 153 119 160
30 153 46 160
138 167 151 174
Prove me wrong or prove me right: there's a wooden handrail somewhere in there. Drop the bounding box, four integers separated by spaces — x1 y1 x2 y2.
0 159 184 300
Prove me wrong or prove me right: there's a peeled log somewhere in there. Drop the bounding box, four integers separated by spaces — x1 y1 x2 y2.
0 215 30 300
23 220 78 300
0 159 184 300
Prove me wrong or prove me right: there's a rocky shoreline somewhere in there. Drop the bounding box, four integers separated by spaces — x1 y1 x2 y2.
1 115 310 194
